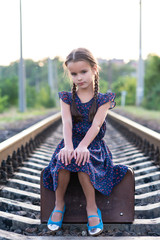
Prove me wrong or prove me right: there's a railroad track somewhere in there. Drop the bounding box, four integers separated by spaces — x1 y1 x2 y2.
0 111 160 239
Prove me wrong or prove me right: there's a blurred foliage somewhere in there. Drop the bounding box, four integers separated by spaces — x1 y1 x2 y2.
0 76 18 107
26 85 37 108
0 89 8 113
99 61 135 86
1 54 160 112
99 79 108 93
99 60 136 105
0 57 136 112
36 85 56 108
0 58 62 111
142 54 160 110
112 76 136 105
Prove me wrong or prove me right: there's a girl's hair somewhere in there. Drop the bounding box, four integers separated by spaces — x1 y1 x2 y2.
64 48 99 123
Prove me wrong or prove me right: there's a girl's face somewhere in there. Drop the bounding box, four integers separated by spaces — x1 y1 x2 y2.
67 61 97 89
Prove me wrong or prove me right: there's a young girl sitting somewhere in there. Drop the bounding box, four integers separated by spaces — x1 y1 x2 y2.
43 48 128 236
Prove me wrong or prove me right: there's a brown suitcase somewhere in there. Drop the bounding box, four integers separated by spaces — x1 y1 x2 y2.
40 167 134 223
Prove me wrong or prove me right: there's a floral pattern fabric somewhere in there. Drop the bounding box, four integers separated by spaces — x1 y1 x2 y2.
43 91 128 196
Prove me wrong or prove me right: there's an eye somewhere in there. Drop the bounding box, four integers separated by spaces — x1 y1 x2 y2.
81 70 87 74
71 72 77 76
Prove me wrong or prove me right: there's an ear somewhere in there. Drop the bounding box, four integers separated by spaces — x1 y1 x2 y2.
92 65 98 74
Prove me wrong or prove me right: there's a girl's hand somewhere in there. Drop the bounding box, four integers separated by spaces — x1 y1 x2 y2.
74 145 90 166
58 146 74 166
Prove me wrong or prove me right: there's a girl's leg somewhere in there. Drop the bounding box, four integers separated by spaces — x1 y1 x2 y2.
51 169 70 221
78 172 99 226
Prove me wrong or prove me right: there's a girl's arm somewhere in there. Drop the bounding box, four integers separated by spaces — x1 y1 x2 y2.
58 99 74 165
60 99 73 147
78 101 111 148
74 101 111 166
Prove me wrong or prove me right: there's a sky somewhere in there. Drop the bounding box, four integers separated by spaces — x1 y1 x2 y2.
0 0 160 65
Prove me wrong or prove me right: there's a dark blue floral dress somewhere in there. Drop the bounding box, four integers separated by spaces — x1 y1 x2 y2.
43 91 128 196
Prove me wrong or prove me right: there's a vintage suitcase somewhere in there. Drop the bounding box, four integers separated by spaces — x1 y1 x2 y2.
40 167 134 223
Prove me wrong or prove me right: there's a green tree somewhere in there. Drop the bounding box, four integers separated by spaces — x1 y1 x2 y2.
0 89 8 112
26 85 37 108
36 85 56 108
99 61 136 86
0 61 18 79
112 76 136 106
143 54 160 110
0 77 18 106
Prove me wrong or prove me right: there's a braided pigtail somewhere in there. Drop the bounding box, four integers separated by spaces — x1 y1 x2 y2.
88 72 99 122
71 83 83 123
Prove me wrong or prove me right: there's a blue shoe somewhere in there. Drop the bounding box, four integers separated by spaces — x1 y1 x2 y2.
87 208 103 236
47 205 66 232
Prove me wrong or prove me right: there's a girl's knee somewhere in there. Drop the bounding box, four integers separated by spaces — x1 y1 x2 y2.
78 171 87 175
78 171 89 179
78 171 83 177
59 169 70 175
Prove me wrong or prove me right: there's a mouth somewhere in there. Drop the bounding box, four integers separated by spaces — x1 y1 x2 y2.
78 82 84 85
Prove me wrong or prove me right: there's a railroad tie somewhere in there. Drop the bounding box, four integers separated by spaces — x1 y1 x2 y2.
0 116 160 238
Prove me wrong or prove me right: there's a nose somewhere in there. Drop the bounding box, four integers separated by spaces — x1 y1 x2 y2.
77 73 82 81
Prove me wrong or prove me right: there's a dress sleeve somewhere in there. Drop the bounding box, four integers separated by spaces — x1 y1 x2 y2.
98 92 116 109
58 91 71 105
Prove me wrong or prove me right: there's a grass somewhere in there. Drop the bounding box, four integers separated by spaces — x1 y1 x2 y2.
0 105 160 125
0 107 59 125
115 106 160 123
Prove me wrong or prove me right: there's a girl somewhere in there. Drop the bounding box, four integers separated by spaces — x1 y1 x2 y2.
43 48 128 236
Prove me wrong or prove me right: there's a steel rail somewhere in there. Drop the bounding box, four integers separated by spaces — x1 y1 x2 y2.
0 110 159 166
0 113 160 237
0 112 61 164
108 111 160 149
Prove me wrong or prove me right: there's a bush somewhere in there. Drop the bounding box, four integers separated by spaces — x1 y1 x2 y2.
0 89 8 113
26 85 37 108
112 76 136 106
142 83 160 110
143 54 160 110
0 77 18 106
99 79 108 93
36 85 56 108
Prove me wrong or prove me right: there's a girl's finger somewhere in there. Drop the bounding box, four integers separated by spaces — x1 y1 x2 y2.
82 152 87 165
71 151 74 159
64 151 68 165
76 151 80 164
68 152 72 164
75 152 78 162
69 151 74 164
67 152 70 164
87 152 90 163
77 153 83 166
78 153 84 166
84 152 88 165
61 151 64 164
74 150 77 160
